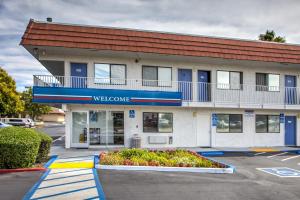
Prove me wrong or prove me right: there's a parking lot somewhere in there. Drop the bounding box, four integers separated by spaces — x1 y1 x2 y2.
99 151 300 200
0 171 44 200
1 149 299 200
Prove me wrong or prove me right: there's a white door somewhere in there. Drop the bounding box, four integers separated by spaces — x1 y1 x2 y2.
71 111 89 148
197 112 211 147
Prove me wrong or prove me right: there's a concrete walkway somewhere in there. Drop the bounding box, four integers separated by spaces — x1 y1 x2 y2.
51 146 300 158
23 156 105 200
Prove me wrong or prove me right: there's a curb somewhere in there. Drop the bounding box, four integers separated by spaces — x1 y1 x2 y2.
205 156 236 173
0 156 57 174
199 151 225 156
44 155 58 168
0 168 47 174
93 168 106 200
198 149 300 156
95 164 234 173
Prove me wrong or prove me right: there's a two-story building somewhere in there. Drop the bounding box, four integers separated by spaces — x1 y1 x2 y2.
21 19 300 148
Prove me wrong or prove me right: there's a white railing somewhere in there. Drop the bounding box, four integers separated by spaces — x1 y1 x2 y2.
33 75 300 107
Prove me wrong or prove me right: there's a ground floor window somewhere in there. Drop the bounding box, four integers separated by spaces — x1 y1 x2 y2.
71 110 124 146
256 115 280 133
143 112 173 133
216 114 243 133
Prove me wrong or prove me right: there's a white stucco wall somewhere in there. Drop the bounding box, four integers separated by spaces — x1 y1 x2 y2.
40 53 300 91
63 104 300 148
39 53 300 148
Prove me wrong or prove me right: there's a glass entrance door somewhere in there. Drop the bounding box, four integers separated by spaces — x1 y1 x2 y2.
89 111 106 145
88 110 124 146
107 111 124 145
71 111 88 148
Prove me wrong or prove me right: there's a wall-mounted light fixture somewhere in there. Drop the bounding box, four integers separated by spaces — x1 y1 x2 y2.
33 48 38 55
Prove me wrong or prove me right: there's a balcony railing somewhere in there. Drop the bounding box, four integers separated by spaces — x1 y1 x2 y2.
33 75 300 108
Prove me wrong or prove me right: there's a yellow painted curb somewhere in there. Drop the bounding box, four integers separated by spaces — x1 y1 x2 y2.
49 161 94 169
251 148 278 152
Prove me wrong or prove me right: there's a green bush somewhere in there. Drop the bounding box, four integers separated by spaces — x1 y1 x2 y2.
100 149 217 168
36 131 52 163
0 127 41 169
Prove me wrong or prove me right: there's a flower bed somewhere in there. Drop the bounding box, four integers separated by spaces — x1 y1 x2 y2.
99 149 226 168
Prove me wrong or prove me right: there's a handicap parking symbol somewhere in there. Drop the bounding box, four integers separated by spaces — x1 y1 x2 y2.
257 167 300 177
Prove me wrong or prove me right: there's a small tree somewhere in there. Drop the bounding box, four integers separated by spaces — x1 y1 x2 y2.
259 30 286 43
0 67 24 117
21 87 51 120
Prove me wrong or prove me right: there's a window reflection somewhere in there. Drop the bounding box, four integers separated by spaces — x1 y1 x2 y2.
143 112 173 133
216 114 242 133
94 64 126 85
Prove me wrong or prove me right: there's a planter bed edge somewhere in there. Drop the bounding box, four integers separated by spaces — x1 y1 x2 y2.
95 164 234 174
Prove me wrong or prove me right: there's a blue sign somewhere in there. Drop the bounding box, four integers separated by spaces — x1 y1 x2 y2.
212 113 218 126
129 110 135 118
280 113 285 123
32 86 182 106
257 167 300 177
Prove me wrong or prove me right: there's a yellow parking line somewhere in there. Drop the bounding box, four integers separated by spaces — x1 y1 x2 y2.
251 148 278 153
49 161 94 169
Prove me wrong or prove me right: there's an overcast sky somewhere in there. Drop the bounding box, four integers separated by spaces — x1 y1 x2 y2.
1 0 300 91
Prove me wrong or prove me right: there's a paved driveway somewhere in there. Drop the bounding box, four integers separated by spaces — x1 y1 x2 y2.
98 152 300 200
36 123 65 147
0 171 44 200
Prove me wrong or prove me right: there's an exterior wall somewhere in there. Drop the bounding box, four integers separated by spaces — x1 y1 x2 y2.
39 53 300 148
65 104 196 148
41 53 300 90
64 104 300 148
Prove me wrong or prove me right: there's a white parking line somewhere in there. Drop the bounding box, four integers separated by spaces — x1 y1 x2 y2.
281 155 300 162
267 152 288 158
254 152 266 156
53 135 65 143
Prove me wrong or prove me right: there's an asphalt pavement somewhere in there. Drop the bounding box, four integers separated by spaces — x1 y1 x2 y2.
98 152 300 200
36 123 65 147
0 171 44 200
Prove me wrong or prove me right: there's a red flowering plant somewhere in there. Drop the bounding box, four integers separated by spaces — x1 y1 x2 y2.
99 149 223 168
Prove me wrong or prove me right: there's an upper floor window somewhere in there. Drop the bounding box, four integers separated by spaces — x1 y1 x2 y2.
256 73 279 91
94 63 126 85
142 66 172 87
217 71 243 89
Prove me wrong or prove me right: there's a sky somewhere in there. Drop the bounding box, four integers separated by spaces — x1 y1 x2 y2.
1 0 300 91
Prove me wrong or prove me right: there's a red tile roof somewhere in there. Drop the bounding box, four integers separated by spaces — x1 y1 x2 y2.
21 20 300 64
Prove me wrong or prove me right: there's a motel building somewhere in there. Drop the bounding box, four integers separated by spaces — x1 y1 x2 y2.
21 19 300 149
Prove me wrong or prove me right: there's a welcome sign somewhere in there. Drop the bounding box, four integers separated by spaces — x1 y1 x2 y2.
33 87 182 106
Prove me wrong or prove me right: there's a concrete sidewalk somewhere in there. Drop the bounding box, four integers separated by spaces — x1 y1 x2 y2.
24 156 105 200
51 145 300 159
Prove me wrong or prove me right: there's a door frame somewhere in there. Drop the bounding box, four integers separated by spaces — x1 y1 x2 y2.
70 62 88 88
284 115 297 146
70 111 89 148
197 70 211 102
285 75 297 104
178 68 193 101
70 109 126 148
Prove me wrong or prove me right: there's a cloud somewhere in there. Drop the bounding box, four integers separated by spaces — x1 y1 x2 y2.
0 0 300 90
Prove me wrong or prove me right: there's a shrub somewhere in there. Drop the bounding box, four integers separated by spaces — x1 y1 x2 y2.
100 152 124 165
35 131 52 163
0 127 41 169
100 149 218 168
119 148 147 159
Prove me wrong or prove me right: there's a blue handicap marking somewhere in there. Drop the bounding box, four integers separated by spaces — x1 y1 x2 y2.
257 167 300 177
129 110 135 118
